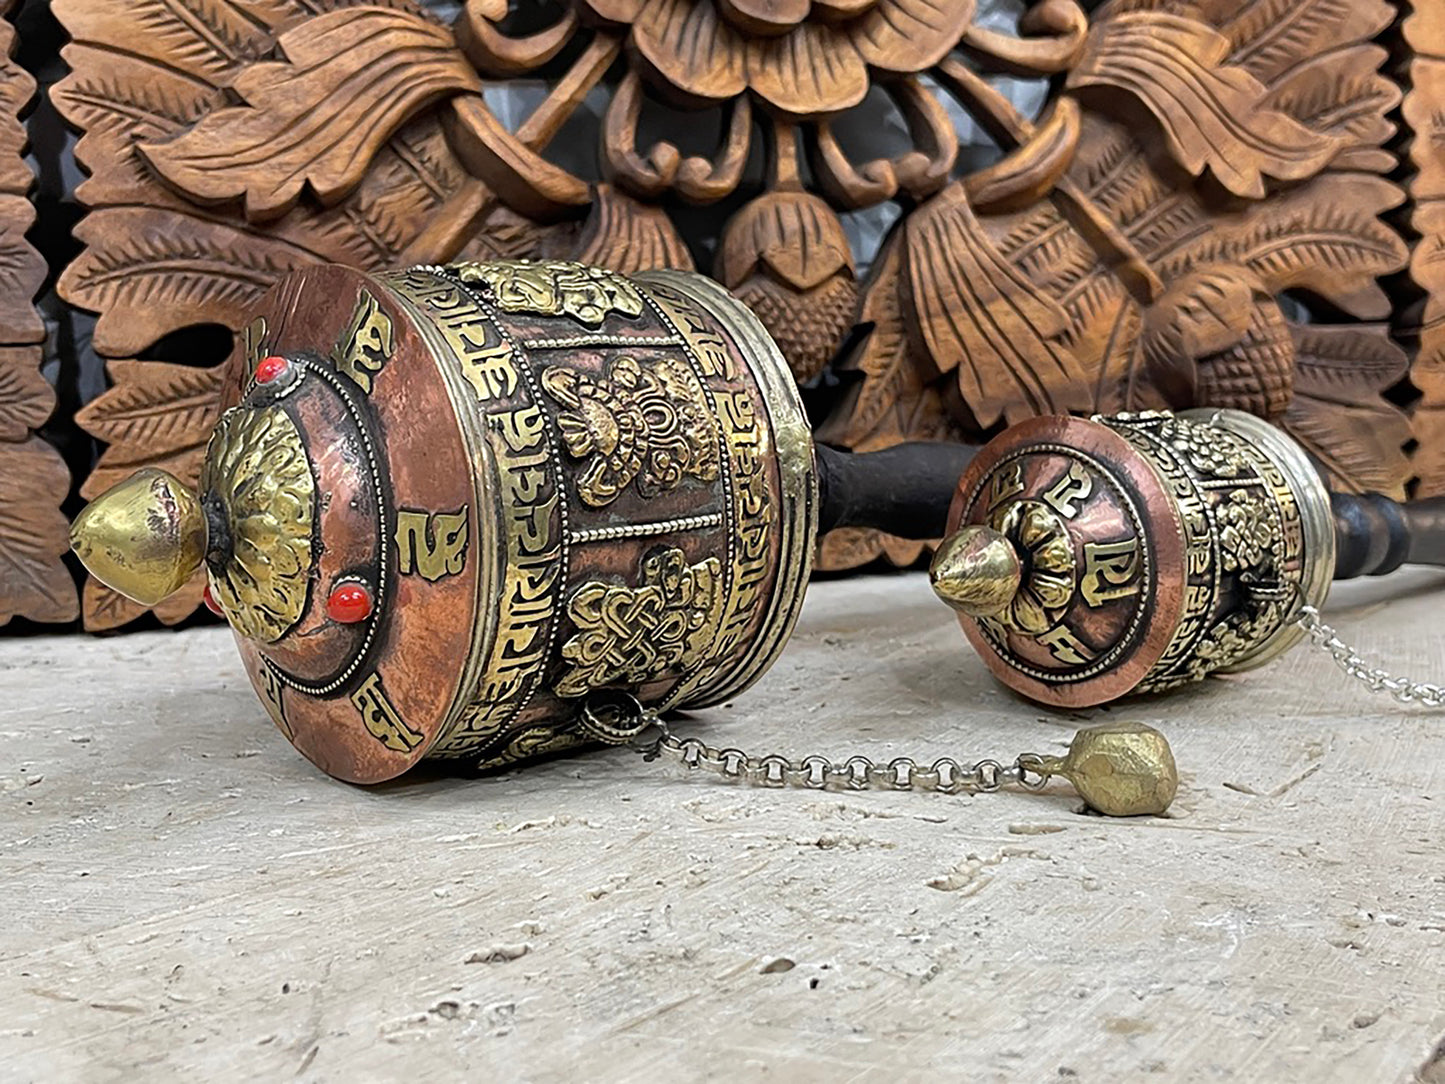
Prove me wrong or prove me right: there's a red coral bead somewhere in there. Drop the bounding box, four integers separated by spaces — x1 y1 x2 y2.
254 355 290 384
203 583 224 616
327 582 373 624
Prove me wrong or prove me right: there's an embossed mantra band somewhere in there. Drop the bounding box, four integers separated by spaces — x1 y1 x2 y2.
69 261 1445 818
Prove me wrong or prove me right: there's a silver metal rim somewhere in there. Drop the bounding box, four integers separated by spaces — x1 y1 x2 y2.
1182 409 1335 673
638 270 819 710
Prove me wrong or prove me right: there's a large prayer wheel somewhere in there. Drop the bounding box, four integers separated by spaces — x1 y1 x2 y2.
72 261 818 782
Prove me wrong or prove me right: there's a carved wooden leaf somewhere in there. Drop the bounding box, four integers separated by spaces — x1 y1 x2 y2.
60 208 317 357
1261 45 1398 173
0 18 31 196
905 182 1092 429
84 572 207 634
51 0 289 83
0 10 70 626
75 360 226 491
1403 4 1445 498
0 194 45 344
139 8 480 220
1069 11 1339 199
817 226 965 571
0 439 80 626
818 227 915 450
570 184 695 273
1162 174 1408 321
53 44 226 209
1284 323 1410 497
0 346 52 441
1214 0 1394 84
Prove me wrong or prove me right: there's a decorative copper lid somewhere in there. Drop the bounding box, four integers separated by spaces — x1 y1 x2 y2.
941 414 1187 708
221 265 483 782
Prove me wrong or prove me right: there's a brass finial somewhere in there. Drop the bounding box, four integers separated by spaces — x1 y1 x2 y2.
929 525 1023 618
1047 722 1178 817
70 468 207 606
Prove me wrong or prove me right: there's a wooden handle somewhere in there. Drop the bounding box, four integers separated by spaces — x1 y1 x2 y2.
1331 493 1445 578
816 442 979 540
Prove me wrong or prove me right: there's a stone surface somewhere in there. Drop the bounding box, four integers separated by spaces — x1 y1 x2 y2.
3 570 1445 1081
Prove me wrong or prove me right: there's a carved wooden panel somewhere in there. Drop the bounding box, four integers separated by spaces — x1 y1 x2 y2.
0 0 71 628
51 0 1422 622
818 0 1413 566
1406 3 1445 499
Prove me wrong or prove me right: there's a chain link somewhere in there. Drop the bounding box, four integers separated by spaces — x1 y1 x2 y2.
1297 605 1445 707
626 710 1054 796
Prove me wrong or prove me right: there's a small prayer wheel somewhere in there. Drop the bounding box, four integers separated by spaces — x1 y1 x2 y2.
73 262 819 782
929 410 1337 707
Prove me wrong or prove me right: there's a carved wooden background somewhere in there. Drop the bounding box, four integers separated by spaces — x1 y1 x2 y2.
1408 2 1445 499
0 0 1437 629
0 0 68 627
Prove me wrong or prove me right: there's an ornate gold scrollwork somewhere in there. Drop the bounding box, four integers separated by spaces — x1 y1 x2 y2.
455 260 647 327
200 405 316 643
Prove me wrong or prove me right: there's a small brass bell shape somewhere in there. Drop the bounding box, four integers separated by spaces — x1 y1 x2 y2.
1046 722 1178 817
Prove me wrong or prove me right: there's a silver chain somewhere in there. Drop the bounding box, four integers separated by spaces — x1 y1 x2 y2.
629 714 1053 795
1297 605 1445 707
578 688 1055 794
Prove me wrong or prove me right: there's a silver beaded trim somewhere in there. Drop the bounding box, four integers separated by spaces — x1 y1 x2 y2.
569 512 724 545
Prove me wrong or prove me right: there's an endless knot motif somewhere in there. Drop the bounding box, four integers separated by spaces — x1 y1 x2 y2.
555 546 724 698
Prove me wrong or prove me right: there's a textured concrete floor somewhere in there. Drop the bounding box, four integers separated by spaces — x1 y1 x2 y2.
3 570 1445 1082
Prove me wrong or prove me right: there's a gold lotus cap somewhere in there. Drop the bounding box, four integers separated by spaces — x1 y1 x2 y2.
70 468 207 607
71 396 317 645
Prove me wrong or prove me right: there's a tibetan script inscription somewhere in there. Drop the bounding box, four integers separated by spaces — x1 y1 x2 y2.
331 290 394 394
395 508 469 581
1080 538 1141 607
351 671 424 752
257 661 291 739
1042 462 1093 519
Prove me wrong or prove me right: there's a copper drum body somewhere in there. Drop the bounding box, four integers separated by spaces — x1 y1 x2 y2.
944 410 1336 707
218 261 817 783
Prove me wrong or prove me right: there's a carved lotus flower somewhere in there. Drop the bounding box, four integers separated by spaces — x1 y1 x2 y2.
583 0 976 115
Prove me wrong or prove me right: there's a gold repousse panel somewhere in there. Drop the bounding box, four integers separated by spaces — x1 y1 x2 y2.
201 404 315 643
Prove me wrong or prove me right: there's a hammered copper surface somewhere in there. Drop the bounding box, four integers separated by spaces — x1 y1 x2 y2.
226 265 480 783
945 414 1187 708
